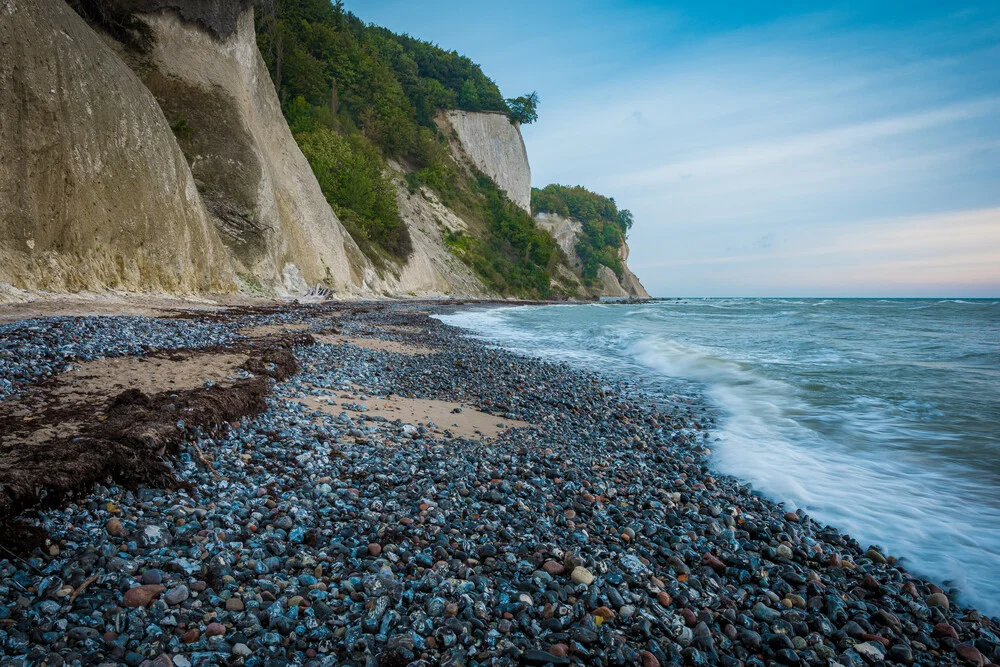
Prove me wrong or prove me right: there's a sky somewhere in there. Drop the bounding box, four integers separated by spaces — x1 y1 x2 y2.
342 0 1000 297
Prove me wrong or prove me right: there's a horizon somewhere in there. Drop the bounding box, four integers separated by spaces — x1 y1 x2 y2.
342 0 1000 298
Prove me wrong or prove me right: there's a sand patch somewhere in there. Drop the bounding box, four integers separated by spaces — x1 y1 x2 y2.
299 390 529 440
316 334 437 356
51 352 249 404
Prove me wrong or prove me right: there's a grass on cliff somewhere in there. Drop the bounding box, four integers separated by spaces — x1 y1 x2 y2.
532 184 633 284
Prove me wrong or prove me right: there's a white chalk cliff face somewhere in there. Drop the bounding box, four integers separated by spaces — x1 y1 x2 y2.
0 0 235 294
132 8 381 296
443 111 532 213
535 212 650 298
0 1 647 300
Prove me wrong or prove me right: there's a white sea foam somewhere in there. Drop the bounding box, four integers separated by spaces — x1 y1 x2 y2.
437 299 1000 616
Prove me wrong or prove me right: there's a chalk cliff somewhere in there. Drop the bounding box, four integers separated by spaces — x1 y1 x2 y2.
0 0 235 293
123 5 378 296
443 111 532 213
535 212 649 298
0 0 647 300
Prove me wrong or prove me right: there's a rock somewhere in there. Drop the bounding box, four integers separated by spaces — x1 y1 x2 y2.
701 552 725 573
639 651 661 667
853 642 886 663
106 518 126 537
368 543 382 556
141 570 164 586
225 597 244 612
956 644 986 666
570 567 594 586
927 593 950 610
123 585 164 608
205 622 225 638
181 628 200 644
521 649 570 665
657 591 672 607
933 623 959 640
232 643 252 658
542 561 565 576
163 585 189 606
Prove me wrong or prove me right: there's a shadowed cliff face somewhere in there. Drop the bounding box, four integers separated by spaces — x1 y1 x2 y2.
0 0 235 293
129 8 377 296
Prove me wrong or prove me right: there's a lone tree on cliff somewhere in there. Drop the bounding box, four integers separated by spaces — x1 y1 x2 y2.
506 92 539 125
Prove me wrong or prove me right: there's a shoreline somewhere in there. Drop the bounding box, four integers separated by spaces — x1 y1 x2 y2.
0 301 997 666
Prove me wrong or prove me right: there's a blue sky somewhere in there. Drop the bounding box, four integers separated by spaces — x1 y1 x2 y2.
343 0 1000 296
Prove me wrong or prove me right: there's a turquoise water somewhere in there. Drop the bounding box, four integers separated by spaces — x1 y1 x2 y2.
436 299 1000 616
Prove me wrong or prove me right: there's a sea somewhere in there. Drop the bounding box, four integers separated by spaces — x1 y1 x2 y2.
435 298 1000 617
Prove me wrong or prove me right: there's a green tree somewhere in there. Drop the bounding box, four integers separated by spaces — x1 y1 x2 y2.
296 127 411 259
506 91 539 125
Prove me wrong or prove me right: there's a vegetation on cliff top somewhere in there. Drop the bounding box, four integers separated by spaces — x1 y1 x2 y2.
257 0 564 296
532 184 633 283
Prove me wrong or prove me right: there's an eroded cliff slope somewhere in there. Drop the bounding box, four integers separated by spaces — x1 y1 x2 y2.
0 0 235 293
123 5 378 295
535 212 650 298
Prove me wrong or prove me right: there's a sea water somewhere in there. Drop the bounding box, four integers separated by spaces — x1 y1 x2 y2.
435 299 1000 616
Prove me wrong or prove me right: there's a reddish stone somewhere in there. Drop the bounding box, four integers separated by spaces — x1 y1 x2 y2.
863 574 880 590
656 591 672 607
367 543 382 557
549 644 569 657
682 608 698 627
860 633 891 648
205 622 226 638
639 651 661 667
542 561 565 576
784 512 799 523
592 606 616 620
123 585 164 608
901 581 919 598
103 632 118 644
182 628 200 644
106 518 126 537
701 552 726 573
956 644 986 666
933 623 959 640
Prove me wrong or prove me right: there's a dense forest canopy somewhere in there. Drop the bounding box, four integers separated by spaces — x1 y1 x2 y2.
532 184 634 283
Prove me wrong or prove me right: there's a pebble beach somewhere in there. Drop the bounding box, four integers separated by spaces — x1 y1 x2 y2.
1 301 997 667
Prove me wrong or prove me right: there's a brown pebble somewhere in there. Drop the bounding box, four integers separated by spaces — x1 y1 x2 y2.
225 597 244 612
106 518 126 538
657 591 672 607
182 628 200 644
701 552 726 573
205 622 226 638
784 511 799 523
549 644 568 658
640 651 661 667
933 623 959 640
102 631 118 645
593 606 616 620
956 644 986 666
682 608 697 627
368 543 382 557
123 585 164 609
542 561 565 576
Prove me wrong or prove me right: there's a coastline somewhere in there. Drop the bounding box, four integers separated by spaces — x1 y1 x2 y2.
1 301 997 666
